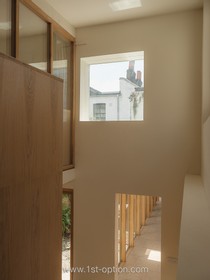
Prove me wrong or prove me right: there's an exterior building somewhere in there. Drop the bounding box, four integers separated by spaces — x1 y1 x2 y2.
89 62 144 121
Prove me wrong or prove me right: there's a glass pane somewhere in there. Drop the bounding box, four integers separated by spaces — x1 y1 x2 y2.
19 3 48 71
89 59 144 121
53 32 72 167
93 103 106 120
62 192 72 280
0 0 11 55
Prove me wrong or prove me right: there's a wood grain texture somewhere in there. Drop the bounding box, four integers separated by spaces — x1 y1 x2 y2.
136 195 140 235
140 195 146 226
0 53 63 280
120 194 126 263
129 195 134 247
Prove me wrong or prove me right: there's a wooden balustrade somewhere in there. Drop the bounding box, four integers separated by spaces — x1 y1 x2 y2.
117 193 159 264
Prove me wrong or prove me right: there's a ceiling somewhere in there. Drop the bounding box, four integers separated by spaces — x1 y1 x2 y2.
46 0 203 28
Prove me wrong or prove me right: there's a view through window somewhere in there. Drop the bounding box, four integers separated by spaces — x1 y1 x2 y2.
62 191 73 280
80 51 144 121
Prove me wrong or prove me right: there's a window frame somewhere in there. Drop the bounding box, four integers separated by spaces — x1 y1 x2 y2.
52 29 75 170
4 0 76 170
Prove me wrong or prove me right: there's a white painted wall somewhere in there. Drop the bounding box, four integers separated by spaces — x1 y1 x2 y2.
74 10 202 280
89 96 118 120
89 79 144 121
177 175 210 279
202 0 210 209
119 78 144 120
169 2 210 279
63 169 76 185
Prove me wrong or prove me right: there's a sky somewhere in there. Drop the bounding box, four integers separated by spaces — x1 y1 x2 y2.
90 60 144 92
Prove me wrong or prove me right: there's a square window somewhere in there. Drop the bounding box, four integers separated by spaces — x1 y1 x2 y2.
80 51 144 121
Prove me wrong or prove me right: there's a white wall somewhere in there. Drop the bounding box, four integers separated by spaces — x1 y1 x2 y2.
202 0 210 209
74 10 202 280
177 175 210 279
119 78 144 120
177 3 210 278
89 96 118 120
89 79 144 121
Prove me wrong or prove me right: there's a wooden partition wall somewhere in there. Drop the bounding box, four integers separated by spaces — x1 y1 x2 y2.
0 53 63 280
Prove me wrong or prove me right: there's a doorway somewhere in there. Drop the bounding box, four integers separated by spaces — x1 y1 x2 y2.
115 194 161 280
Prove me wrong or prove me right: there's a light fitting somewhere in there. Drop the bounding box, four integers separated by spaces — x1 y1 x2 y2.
109 0 142 11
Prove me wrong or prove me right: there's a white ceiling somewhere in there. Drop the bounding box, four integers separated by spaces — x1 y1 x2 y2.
46 0 203 28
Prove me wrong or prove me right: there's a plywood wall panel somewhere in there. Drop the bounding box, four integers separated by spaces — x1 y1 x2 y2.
0 53 63 280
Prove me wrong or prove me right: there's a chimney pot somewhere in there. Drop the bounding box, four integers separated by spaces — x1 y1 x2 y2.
137 70 142 80
129 60 135 70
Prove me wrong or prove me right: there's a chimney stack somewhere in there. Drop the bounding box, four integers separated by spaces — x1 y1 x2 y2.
136 70 142 87
129 60 135 70
137 70 142 81
127 61 136 82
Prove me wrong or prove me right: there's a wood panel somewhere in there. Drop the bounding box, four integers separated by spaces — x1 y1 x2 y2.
136 195 141 235
120 194 126 262
141 195 146 226
146 196 150 218
150 196 153 212
0 53 63 280
129 195 134 247
133 195 136 237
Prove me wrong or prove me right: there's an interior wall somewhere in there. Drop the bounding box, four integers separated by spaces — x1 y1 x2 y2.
202 0 210 209
74 10 202 280
177 175 210 279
